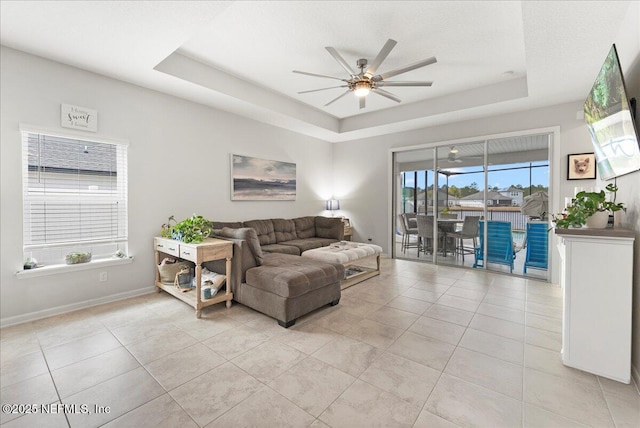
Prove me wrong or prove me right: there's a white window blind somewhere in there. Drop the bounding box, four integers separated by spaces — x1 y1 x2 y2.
21 129 128 265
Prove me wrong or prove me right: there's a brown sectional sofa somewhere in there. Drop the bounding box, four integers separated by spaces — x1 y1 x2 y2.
213 216 344 255
208 216 346 327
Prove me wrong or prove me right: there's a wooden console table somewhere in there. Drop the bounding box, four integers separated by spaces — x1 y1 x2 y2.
154 237 233 318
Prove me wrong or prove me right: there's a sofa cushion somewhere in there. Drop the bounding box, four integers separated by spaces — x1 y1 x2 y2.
245 253 344 298
315 216 344 240
243 219 276 245
219 227 264 265
261 244 301 256
278 239 323 253
212 221 243 230
272 218 298 243
303 237 338 247
293 216 316 239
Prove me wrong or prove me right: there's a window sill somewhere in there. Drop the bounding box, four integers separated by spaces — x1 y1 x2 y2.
16 257 134 279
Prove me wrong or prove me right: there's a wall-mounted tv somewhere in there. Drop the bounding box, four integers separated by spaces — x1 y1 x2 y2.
584 44 640 180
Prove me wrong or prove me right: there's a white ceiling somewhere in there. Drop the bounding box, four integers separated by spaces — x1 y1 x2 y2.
394 133 550 171
0 1 635 142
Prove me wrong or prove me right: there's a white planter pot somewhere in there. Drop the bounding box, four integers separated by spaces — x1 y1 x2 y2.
585 211 609 229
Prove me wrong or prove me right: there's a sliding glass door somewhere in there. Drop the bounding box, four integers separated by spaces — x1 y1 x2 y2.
392 133 550 280
486 136 549 278
435 142 486 267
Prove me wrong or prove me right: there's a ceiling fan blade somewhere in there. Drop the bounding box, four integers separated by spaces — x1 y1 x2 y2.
293 70 347 81
377 81 433 87
359 96 366 109
364 39 397 78
324 90 351 106
298 85 348 94
372 88 401 103
325 47 357 77
373 56 437 81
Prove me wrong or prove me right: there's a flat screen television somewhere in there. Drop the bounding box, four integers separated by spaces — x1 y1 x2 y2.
584 44 640 180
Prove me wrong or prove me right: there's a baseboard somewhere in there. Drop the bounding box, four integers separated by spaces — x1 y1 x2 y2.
632 364 640 393
0 286 156 328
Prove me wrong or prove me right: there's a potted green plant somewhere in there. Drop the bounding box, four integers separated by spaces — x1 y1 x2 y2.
161 214 213 243
65 252 92 264
552 183 625 229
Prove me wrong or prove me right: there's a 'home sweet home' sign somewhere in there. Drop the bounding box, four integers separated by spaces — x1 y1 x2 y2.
61 104 98 132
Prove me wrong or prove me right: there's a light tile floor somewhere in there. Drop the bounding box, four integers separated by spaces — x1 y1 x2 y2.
1 258 638 427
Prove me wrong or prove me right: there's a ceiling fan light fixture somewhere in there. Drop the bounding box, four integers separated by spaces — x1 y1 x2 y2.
450 146 459 153
353 81 371 97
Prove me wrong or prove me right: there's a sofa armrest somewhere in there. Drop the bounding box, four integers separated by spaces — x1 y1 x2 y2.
205 227 262 295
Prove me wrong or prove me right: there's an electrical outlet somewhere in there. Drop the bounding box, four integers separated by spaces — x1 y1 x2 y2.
99 272 108 282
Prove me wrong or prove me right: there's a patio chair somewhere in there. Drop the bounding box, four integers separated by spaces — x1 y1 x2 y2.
416 215 442 257
448 216 480 262
473 221 515 273
397 214 418 253
404 212 418 229
523 221 548 273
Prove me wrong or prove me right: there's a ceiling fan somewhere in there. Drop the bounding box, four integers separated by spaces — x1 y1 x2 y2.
448 146 462 163
293 39 436 109
446 146 483 163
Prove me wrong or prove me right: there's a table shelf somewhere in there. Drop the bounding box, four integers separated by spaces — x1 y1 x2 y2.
154 237 233 318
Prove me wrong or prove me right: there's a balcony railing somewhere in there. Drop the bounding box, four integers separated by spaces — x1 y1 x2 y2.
419 206 534 231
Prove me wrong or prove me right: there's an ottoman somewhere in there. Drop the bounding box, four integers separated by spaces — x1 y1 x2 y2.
242 253 344 327
301 242 383 289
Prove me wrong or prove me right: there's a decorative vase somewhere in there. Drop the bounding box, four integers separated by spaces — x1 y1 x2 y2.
585 211 609 229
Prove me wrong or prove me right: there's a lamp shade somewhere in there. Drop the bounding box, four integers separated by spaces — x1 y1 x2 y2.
326 199 340 211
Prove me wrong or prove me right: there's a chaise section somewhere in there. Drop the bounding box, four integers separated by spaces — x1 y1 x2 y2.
242 253 343 327
214 227 344 328
246 253 342 297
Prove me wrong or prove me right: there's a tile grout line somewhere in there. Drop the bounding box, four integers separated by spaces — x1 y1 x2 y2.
36 339 71 428
597 376 623 427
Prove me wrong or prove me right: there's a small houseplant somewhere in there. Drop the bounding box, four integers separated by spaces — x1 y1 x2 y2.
65 252 92 264
161 214 213 243
552 183 625 229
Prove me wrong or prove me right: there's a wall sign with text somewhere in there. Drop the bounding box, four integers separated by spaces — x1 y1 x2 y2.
61 104 98 132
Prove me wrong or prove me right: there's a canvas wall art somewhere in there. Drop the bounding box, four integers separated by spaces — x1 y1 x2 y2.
567 153 597 180
231 154 296 200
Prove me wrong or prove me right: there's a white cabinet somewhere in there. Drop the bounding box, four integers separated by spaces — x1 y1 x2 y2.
556 228 634 383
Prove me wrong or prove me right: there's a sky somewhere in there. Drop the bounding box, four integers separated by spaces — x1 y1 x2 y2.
404 161 549 190
232 154 296 181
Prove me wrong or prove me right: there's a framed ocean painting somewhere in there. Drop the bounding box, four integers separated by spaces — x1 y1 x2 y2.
231 154 296 200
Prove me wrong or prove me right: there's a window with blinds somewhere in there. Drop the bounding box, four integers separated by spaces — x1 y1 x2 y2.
21 129 128 266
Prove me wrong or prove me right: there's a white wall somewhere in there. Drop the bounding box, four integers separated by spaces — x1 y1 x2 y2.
611 1 640 384
0 47 335 325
